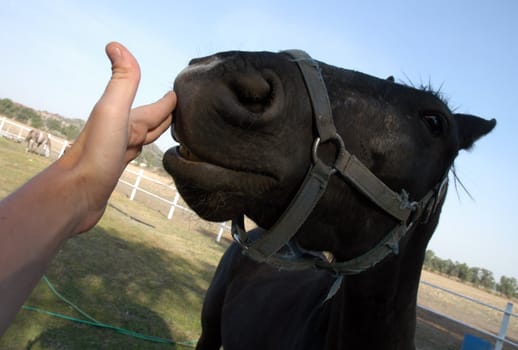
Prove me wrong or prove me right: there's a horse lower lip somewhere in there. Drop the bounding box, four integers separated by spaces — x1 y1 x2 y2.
164 146 277 195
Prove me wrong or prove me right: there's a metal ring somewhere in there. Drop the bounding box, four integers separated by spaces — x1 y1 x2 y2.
312 134 346 174
311 137 322 163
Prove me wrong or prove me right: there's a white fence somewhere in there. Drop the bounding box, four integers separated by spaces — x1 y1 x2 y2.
418 279 517 349
0 117 70 158
116 167 230 241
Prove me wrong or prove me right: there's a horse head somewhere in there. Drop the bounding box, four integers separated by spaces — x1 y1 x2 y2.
163 50 495 264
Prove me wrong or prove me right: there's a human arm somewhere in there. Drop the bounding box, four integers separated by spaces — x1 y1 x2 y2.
0 42 176 335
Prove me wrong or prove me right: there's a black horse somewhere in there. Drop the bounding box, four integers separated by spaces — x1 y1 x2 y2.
163 50 495 350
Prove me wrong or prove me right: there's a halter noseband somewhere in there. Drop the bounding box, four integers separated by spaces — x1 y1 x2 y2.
231 50 448 275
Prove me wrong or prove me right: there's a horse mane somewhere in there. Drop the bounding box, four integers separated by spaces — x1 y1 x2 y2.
398 75 454 111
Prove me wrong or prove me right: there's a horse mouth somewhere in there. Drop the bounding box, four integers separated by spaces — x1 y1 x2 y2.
177 144 203 162
163 145 278 196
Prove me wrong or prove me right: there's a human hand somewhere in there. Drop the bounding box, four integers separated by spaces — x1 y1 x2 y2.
0 42 176 332
59 42 176 233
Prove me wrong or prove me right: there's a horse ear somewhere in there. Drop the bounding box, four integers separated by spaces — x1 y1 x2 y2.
454 113 496 150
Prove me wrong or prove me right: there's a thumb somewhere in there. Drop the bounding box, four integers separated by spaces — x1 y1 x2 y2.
60 42 142 171
99 42 141 113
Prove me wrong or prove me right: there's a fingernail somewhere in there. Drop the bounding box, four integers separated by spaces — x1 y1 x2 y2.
113 46 122 57
111 46 122 58
106 43 122 60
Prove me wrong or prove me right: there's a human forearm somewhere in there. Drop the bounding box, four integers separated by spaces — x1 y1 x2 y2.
0 161 85 335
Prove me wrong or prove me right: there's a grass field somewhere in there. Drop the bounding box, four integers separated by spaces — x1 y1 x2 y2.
0 136 516 349
0 138 229 349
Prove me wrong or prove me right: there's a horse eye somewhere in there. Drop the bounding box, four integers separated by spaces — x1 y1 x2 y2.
423 114 445 137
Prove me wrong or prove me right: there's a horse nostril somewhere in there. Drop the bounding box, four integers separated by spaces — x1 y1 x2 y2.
231 73 273 114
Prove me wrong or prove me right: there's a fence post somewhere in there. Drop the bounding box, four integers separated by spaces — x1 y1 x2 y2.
494 302 513 350
167 192 180 219
43 134 51 157
130 168 144 201
216 222 228 242
17 125 25 140
58 140 69 158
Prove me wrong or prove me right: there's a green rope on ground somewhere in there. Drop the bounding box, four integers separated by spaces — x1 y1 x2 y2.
21 275 197 348
41 275 100 324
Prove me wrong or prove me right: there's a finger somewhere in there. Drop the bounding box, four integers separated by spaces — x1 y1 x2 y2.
130 91 176 146
131 91 177 127
96 42 141 116
143 113 173 144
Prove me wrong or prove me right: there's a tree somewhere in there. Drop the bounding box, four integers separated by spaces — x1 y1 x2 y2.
457 263 470 282
444 259 458 277
46 118 62 132
424 250 439 271
423 250 450 274
15 108 30 123
421 251 515 295
61 124 81 140
0 98 16 116
468 267 481 286
497 276 517 298
424 250 435 267
479 269 495 290
30 114 43 128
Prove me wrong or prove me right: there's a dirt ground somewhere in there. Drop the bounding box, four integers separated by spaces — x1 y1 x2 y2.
415 271 517 350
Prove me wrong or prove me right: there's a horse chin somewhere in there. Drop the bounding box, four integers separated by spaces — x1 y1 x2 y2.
175 183 246 222
163 146 278 221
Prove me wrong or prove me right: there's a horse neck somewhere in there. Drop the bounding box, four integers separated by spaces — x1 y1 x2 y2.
321 221 436 350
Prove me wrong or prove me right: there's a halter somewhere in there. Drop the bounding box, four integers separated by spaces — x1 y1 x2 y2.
231 50 448 275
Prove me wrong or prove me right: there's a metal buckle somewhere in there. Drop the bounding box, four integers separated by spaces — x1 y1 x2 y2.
231 217 249 249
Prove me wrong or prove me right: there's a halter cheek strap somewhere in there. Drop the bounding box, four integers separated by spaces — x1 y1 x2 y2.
231 50 448 275
232 159 332 263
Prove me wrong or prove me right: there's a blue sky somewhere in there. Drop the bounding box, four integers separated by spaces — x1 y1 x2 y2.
1 1 516 280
